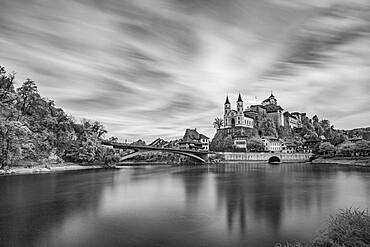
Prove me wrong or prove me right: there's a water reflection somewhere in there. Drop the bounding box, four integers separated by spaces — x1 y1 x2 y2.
0 169 116 247
0 164 369 247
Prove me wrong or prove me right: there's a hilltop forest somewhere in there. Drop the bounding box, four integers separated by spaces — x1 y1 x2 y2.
0 66 119 168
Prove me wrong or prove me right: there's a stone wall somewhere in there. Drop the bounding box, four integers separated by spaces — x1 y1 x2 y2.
222 152 313 162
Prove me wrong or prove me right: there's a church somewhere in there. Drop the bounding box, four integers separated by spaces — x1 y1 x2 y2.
223 93 254 129
222 92 304 130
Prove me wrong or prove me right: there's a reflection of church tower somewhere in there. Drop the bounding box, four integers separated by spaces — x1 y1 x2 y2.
224 96 231 127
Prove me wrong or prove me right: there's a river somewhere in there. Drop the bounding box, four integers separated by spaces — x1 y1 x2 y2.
0 163 369 247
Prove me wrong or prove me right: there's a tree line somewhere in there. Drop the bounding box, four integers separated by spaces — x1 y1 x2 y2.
0 66 119 168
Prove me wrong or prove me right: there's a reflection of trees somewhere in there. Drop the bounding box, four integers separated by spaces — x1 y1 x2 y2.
0 170 116 247
212 163 339 236
214 164 283 234
174 167 208 207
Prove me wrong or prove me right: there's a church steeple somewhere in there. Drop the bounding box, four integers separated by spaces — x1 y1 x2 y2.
224 96 230 105
237 93 243 113
224 95 231 115
237 93 243 102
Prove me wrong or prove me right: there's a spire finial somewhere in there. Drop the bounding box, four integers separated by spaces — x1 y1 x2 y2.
224 95 230 105
237 92 243 102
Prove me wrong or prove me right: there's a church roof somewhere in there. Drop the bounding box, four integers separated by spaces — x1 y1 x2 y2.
224 96 230 104
237 93 243 102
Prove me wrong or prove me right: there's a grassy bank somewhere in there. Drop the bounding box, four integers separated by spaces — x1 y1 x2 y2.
276 208 370 247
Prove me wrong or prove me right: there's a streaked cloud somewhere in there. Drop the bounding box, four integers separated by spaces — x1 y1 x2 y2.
0 0 369 141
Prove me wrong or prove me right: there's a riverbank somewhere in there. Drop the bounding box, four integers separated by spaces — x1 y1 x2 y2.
0 162 108 176
117 161 170 166
276 208 370 247
312 157 370 167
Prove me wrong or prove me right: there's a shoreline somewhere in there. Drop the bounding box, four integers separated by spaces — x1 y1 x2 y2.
312 157 370 167
2 156 370 176
0 163 108 176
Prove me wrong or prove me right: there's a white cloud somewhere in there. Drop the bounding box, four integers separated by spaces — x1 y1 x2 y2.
1 0 369 142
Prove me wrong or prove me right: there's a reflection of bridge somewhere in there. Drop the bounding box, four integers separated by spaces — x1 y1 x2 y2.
101 141 209 163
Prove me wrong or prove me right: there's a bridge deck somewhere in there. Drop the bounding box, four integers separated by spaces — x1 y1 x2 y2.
101 141 210 154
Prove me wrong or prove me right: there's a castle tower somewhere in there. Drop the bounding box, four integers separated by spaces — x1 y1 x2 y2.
224 96 231 113
236 93 244 126
223 96 231 128
237 93 243 113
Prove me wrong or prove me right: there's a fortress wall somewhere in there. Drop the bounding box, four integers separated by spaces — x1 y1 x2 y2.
222 152 312 162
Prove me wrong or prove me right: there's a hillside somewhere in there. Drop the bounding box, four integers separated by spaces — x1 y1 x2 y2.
0 65 118 168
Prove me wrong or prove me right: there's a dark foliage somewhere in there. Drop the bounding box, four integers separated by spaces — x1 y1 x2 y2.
0 66 115 167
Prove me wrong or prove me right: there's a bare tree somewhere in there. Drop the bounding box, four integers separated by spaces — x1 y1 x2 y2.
213 117 223 130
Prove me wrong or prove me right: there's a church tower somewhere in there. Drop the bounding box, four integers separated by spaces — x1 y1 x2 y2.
224 96 231 113
237 93 243 113
224 96 231 128
236 93 244 126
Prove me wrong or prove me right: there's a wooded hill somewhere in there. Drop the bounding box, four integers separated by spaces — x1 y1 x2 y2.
0 66 119 168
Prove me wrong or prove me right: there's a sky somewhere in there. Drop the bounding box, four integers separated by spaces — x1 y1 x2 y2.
0 0 369 142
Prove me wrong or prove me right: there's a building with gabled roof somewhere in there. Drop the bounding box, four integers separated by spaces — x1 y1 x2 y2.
260 92 285 127
261 136 283 152
179 128 209 150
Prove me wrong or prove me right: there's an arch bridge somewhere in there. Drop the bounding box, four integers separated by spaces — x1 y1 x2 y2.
101 141 209 163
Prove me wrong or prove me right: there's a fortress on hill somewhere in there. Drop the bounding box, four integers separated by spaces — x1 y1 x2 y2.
222 92 305 130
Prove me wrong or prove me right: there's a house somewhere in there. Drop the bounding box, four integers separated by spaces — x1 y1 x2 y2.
179 128 209 150
282 141 296 153
300 140 316 153
261 136 282 152
233 136 248 149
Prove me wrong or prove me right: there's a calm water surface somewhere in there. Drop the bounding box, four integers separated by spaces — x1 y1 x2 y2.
0 163 369 247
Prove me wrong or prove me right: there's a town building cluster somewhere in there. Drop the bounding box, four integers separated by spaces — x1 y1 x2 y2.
159 92 369 154
223 92 305 130
222 92 309 153
147 129 210 151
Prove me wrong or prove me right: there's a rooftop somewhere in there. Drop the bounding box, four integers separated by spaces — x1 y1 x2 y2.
182 128 209 141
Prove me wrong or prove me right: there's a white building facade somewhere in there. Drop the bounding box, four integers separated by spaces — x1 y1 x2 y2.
261 136 283 152
223 94 254 129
